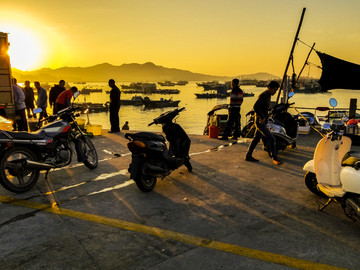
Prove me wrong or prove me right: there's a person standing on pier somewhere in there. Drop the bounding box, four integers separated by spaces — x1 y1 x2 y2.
219 78 243 140
108 79 121 133
245 81 283 165
49 80 66 114
34 81 48 120
23 80 36 119
12 78 28 131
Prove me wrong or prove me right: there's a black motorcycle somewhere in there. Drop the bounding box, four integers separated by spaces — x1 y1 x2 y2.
125 107 192 192
0 101 98 193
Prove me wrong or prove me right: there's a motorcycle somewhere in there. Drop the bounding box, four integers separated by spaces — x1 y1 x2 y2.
303 122 360 221
125 107 192 192
241 92 298 151
0 92 98 193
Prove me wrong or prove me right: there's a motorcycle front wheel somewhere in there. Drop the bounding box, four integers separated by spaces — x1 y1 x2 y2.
134 173 157 192
0 147 40 193
79 136 98 169
304 172 327 198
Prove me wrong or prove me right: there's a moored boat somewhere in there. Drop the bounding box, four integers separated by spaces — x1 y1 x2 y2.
142 97 180 109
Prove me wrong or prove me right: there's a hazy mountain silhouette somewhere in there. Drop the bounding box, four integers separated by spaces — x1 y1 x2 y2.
11 62 279 82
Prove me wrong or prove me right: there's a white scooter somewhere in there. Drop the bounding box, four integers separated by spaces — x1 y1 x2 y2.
303 122 360 221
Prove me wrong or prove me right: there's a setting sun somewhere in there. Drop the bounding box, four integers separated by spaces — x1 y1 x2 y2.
6 25 45 71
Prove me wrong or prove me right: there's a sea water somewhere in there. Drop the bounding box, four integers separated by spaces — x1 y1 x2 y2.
66 81 358 135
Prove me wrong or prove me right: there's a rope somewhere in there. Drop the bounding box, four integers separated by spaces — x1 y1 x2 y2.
290 104 325 138
297 39 319 52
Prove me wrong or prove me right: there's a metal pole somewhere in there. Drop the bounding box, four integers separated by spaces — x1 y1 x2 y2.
276 7 306 104
296 42 316 84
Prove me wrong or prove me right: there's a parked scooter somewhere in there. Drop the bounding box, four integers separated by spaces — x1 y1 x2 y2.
267 92 298 150
125 107 192 192
241 92 298 151
0 92 98 193
303 123 360 221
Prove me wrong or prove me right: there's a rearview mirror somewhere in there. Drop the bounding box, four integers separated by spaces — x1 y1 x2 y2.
33 108 42 114
329 98 338 108
73 91 80 100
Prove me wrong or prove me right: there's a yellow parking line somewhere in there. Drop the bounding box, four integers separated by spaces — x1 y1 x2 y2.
0 195 345 270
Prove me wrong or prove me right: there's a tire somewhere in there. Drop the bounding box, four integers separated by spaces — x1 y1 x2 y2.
80 136 98 169
304 172 327 198
133 173 157 192
184 159 192 172
0 147 40 193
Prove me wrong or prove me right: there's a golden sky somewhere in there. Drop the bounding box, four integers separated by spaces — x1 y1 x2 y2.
1 0 360 77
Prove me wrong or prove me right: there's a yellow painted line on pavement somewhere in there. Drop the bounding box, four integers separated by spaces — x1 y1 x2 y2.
0 195 345 270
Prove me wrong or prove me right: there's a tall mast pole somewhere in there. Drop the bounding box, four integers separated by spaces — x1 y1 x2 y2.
276 7 306 104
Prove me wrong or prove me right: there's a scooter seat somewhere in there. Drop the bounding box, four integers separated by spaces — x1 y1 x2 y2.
0 129 46 140
342 156 360 168
128 132 166 142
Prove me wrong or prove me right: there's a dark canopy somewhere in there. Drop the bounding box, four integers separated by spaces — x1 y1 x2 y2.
317 52 360 91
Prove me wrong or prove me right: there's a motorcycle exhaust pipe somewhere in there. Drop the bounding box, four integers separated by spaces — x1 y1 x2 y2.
22 160 54 170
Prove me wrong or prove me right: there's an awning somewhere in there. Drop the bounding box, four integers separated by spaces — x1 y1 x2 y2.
317 52 360 91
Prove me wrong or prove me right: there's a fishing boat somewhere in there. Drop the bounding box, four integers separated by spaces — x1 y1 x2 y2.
81 88 103 94
142 97 180 109
74 102 109 113
176 81 188 85
120 96 144 106
158 81 176 86
195 91 254 99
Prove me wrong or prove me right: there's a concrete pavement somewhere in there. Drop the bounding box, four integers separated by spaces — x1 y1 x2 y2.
0 130 359 269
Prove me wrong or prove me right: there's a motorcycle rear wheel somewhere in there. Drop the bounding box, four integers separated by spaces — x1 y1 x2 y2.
0 147 40 193
134 173 157 192
79 136 98 169
304 172 327 198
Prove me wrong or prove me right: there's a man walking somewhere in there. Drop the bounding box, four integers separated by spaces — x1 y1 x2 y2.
108 79 121 133
245 81 283 165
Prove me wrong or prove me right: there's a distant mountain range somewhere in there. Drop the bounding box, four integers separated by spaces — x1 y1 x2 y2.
11 62 280 83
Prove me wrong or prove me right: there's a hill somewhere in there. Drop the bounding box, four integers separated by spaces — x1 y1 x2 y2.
11 62 279 83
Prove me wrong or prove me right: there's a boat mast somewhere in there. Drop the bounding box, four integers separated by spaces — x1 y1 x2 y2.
276 7 306 104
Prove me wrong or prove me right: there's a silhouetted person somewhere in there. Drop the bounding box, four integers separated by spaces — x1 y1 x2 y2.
122 121 129 130
219 78 243 140
49 80 66 114
108 79 121 133
55 87 78 112
12 78 28 131
34 81 48 120
245 81 283 165
23 80 36 118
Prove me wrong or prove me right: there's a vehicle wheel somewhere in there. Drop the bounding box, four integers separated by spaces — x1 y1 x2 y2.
184 159 192 172
133 173 157 192
304 172 327 198
0 147 40 193
80 136 98 169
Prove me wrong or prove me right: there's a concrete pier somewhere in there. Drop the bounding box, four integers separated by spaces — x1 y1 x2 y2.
0 131 359 269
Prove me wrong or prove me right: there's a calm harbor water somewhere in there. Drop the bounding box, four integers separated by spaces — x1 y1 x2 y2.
64 81 358 135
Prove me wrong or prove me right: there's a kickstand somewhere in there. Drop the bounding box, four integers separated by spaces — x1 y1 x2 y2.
43 170 60 207
316 198 333 211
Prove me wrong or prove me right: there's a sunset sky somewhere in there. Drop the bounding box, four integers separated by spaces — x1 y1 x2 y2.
1 0 359 77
